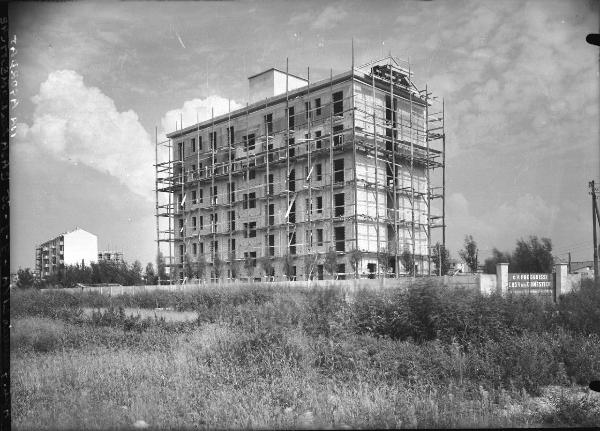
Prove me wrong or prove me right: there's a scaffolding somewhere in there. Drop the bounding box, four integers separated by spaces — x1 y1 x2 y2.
155 54 445 282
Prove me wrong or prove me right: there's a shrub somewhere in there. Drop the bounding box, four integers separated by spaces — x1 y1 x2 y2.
557 279 600 335
11 317 64 353
542 392 600 427
556 331 600 385
471 332 568 395
11 289 82 319
302 287 350 338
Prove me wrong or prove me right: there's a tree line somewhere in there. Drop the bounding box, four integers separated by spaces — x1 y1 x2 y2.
429 234 555 275
16 258 168 289
16 234 556 288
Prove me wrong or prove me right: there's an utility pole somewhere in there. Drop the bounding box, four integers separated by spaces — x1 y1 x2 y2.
590 181 600 283
438 243 441 276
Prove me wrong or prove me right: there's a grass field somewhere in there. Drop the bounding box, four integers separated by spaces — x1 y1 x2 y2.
10 281 600 429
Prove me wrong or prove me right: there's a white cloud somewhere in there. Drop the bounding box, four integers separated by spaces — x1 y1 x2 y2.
16 70 154 200
160 95 243 140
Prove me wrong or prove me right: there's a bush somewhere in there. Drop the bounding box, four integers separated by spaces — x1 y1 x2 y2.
471 332 568 395
11 317 64 353
542 393 600 427
558 279 600 335
302 287 350 338
556 331 600 385
11 289 82 319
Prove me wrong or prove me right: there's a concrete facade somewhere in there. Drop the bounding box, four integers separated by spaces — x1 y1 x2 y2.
160 59 445 282
35 228 98 278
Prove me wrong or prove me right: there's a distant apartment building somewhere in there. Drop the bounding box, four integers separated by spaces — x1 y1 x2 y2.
35 228 98 278
157 56 446 281
98 250 124 263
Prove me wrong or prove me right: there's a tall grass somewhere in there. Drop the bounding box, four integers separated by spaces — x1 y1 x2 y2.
11 279 600 429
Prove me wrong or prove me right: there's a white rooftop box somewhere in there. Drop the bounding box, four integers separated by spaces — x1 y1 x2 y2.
248 68 308 104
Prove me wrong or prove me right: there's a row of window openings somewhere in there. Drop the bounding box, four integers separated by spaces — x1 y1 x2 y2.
179 159 344 208
179 191 345 235
183 226 345 259
181 125 343 166
177 264 347 281
177 92 343 159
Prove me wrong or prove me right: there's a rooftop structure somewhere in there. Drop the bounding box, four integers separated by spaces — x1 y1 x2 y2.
156 55 446 282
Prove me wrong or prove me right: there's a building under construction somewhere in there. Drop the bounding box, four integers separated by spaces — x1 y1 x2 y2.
156 56 446 282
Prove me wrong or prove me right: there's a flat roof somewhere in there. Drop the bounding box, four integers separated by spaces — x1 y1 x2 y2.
166 69 426 139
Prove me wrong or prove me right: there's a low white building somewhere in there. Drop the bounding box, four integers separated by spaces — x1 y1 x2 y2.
571 261 595 279
35 227 98 278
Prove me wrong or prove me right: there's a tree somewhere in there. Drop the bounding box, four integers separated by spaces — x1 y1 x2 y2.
348 248 363 278
145 262 156 285
183 254 194 281
213 255 225 282
230 260 242 280
130 260 144 285
156 252 167 284
17 268 36 288
484 248 512 274
244 255 255 280
378 248 391 275
324 248 338 279
512 236 554 273
401 248 415 276
431 242 451 276
197 254 208 282
303 254 317 280
258 256 274 281
282 253 295 280
458 235 479 273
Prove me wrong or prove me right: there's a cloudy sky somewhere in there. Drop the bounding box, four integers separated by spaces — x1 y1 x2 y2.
9 1 599 271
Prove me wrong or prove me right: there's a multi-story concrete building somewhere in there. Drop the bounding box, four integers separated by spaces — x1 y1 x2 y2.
98 250 124 263
35 227 98 278
157 56 445 282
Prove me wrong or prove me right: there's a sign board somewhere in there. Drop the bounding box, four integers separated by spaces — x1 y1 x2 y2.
508 273 553 294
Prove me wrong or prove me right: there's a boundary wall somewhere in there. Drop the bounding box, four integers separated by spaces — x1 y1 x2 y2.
41 263 581 303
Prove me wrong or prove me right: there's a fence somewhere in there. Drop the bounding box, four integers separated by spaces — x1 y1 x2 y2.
40 264 581 302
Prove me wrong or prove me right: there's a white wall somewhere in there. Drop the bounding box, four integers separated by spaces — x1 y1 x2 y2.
273 70 307 96
63 228 98 267
249 69 307 104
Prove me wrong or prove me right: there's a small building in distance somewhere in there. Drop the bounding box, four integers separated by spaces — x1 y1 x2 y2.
570 260 595 279
35 227 98 278
98 250 124 263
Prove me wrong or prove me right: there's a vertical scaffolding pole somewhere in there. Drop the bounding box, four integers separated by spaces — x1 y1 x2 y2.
265 96 271 264
210 108 216 277
352 40 359 268
227 100 232 279
409 66 416 276
371 70 380 278
329 69 334 253
286 58 290 257
307 67 312 258
168 134 172 283
390 58 399 277
442 99 446 249
425 85 431 275
155 126 160 264
180 116 186 282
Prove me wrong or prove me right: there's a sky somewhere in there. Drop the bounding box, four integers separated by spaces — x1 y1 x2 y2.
8 0 600 272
